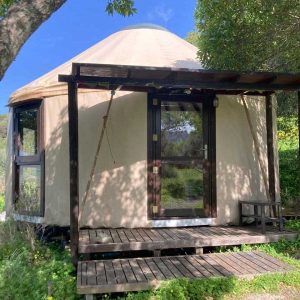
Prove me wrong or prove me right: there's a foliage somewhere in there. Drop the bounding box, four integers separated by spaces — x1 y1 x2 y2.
195 0 300 73
0 0 14 17
277 116 299 206
105 0 136 16
0 220 77 300
0 194 4 212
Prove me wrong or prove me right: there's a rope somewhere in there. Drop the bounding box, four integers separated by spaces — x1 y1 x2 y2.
241 95 271 203
78 90 116 224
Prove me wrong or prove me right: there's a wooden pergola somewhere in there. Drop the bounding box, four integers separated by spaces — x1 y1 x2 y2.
59 63 300 264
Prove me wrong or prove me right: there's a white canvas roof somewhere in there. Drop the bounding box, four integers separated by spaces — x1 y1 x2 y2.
9 24 203 104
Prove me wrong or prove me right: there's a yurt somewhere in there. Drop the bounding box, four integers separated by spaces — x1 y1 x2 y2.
5 24 282 229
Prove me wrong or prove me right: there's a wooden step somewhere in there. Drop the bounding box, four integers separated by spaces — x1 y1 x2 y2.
79 226 298 254
77 251 293 295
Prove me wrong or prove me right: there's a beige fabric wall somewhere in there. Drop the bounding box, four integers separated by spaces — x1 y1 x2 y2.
43 90 148 227
6 92 280 227
213 95 280 225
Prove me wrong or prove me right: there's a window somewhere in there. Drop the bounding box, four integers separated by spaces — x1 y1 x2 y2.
13 102 44 216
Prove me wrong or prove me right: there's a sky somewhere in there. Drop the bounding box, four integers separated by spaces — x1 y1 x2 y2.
0 0 197 114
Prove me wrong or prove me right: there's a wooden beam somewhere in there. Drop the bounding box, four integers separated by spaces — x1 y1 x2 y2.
266 94 276 205
68 81 79 265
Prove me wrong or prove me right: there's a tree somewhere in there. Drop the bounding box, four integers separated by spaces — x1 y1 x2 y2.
0 0 136 81
195 0 300 73
194 0 300 117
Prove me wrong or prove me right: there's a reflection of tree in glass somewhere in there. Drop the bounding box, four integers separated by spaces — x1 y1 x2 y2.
18 109 38 156
161 106 203 157
15 166 40 214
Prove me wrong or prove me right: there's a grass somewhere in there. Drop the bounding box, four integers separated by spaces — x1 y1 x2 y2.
0 194 4 212
0 220 78 300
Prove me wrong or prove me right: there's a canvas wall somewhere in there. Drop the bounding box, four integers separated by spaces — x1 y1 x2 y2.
5 92 280 227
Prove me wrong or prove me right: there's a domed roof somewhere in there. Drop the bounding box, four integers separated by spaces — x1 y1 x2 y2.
10 24 203 103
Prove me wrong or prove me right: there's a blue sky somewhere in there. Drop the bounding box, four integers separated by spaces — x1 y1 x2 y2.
0 0 197 114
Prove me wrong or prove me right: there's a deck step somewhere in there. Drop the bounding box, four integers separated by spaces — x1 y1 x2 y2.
79 226 298 254
77 251 293 295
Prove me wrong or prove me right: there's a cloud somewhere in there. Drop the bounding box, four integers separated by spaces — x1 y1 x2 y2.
147 5 174 23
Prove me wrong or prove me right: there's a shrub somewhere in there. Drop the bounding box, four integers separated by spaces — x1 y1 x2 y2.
0 220 77 300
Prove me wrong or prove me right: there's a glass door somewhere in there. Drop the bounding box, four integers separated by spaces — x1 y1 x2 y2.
148 94 215 219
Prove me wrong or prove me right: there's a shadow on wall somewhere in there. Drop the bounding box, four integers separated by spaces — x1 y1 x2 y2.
45 91 147 228
215 95 269 224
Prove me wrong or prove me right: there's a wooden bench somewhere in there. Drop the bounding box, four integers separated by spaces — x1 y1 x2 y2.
239 201 284 233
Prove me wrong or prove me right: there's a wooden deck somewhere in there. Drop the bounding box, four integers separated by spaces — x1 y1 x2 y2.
79 226 297 254
77 251 294 294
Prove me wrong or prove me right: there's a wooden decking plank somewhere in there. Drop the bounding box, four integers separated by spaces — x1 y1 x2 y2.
219 253 256 275
155 229 173 241
109 229 122 243
144 258 166 280
103 261 116 285
87 261 97 285
81 262 88 286
253 251 293 270
77 262 82 287
185 256 213 277
89 230 97 243
246 252 282 271
229 252 262 274
177 256 205 278
130 229 145 242
123 229 137 242
161 228 177 240
95 261 107 285
129 259 148 282
200 254 231 276
137 229 152 242
152 257 174 279
226 252 257 274
168 257 195 278
117 229 130 243
237 252 269 273
210 253 244 275
135 258 156 281
161 257 184 278
245 252 278 272
121 259 138 283
98 229 113 243
112 260 127 284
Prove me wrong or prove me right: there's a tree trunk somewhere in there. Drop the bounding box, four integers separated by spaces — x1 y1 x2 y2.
0 0 66 81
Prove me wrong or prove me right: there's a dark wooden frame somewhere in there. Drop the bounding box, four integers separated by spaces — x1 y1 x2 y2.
12 100 45 217
58 63 300 265
147 92 216 219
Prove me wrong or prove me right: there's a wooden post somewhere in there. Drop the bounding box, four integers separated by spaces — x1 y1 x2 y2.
266 94 276 204
68 81 79 265
298 91 300 198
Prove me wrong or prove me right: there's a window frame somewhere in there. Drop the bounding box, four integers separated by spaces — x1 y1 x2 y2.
12 100 45 217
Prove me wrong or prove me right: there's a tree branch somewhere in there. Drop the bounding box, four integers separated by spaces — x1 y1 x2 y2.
0 0 66 81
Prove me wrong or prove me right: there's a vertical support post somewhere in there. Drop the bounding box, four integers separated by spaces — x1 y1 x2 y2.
298 91 300 198
266 94 276 206
68 81 79 265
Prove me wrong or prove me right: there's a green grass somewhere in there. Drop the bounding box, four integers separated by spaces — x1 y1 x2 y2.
0 220 78 300
0 194 4 212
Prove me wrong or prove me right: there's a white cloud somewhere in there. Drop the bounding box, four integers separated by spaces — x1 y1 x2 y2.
147 5 174 23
